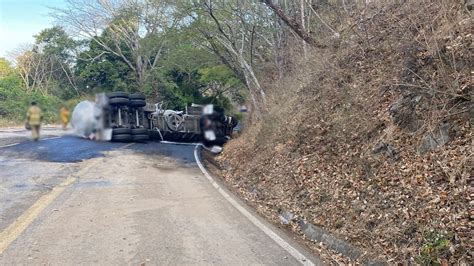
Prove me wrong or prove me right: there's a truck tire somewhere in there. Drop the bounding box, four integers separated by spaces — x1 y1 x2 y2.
129 99 146 108
107 92 129 98
130 93 145 100
109 97 129 106
132 134 149 142
113 127 131 135
112 134 132 142
131 128 148 135
165 112 184 131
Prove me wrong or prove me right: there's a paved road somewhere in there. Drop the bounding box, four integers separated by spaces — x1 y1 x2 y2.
0 134 319 265
0 127 67 147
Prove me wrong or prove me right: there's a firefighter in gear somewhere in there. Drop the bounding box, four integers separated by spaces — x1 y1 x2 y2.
26 102 43 141
59 106 70 130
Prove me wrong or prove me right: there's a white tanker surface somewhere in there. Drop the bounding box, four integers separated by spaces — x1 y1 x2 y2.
71 94 112 141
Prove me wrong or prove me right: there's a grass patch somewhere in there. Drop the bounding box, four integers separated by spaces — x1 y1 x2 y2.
416 231 453 265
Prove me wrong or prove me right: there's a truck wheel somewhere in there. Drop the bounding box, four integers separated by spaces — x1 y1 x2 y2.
129 99 146 107
109 97 129 105
113 127 131 135
132 134 149 142
112 134 132 142
107 92 129 98
130 93 145 100
165 112 184 131
131 128 148 135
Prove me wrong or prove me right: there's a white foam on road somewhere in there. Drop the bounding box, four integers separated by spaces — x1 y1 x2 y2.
193 144 315 266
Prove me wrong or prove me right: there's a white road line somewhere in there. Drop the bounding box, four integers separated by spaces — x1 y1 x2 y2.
0 142 20 148
0 130 24 133
160 141 199 146
193 145 315 266
0 136 62 149
42 136 62 141
120 143 136 149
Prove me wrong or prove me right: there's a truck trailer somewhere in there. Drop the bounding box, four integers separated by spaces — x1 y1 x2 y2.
71 92 238 147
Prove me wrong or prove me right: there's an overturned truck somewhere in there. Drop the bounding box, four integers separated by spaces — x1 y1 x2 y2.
71 92 237 146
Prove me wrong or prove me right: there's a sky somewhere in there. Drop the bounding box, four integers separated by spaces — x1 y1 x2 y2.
0 0 67 58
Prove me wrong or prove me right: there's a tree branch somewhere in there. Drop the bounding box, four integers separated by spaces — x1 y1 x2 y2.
262 0 326 48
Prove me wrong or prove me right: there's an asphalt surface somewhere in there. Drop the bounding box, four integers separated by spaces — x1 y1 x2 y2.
0 131 319 265
0 127 65 147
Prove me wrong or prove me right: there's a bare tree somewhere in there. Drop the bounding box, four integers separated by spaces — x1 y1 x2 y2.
10 45 56 95
189 0 276 117
262 0 326 48
53 0 182 90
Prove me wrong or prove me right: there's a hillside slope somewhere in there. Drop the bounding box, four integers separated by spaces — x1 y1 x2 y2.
217 2 471 264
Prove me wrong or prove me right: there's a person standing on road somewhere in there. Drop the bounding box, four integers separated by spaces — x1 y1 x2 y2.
26 101 43 141
60 106 70 130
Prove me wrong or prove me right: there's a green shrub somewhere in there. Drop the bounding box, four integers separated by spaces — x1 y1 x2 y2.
416 231 453 265
0 74 65 124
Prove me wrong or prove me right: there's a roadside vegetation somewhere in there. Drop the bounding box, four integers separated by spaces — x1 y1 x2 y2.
0 0 471 264
0 58 69 125
0 0 249 124
215 0 472 264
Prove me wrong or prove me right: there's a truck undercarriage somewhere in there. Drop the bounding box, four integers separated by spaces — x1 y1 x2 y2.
71 92 237 147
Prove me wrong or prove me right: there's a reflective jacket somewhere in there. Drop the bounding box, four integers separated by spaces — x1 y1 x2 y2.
27 106 43 126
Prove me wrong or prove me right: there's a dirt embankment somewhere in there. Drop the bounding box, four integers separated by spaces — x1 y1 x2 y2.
214 2 472 264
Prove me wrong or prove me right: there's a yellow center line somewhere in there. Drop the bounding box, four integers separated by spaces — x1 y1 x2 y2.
0 159 99 254
0 177 76 254
0 141 134 254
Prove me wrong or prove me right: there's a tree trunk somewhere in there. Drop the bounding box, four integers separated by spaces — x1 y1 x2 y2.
300 0 308 59
262 0 326 49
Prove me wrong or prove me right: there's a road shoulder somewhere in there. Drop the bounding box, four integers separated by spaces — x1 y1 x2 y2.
194 145 323 265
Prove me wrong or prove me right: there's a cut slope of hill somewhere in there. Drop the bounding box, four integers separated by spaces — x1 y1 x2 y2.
216 1 472 264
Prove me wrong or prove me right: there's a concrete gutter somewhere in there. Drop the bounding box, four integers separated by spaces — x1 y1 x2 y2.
298 221 386 265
